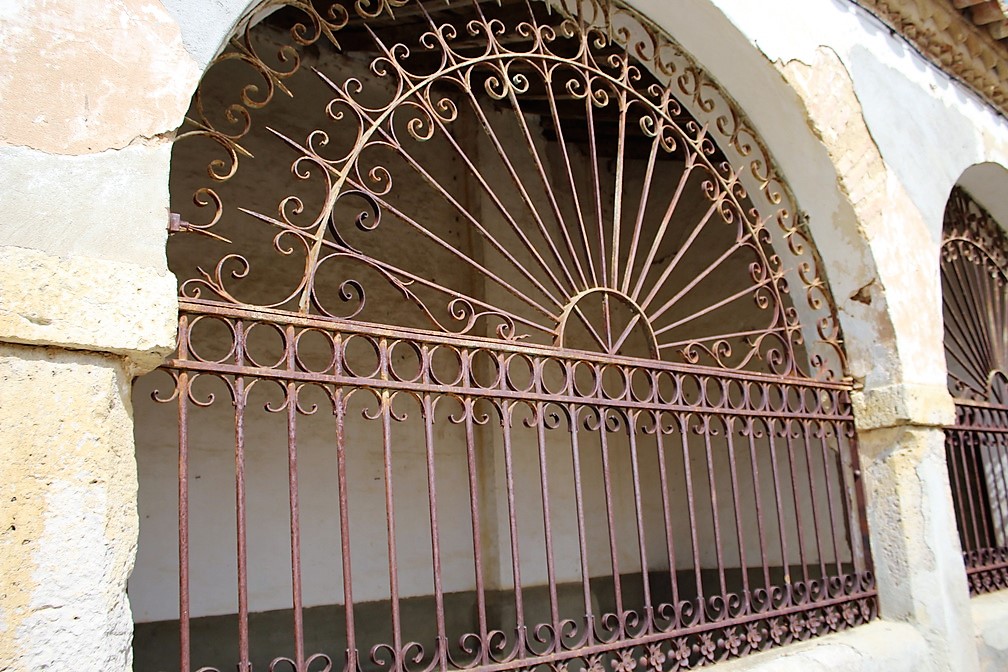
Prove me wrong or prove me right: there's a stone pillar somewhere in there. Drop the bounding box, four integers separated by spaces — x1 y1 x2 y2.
853 383 981 672
0 1 200 669
0 248 178 670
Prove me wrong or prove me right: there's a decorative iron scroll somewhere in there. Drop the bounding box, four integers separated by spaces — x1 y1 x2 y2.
942 187 1008 402
942 187 1008 595
170 0 846 380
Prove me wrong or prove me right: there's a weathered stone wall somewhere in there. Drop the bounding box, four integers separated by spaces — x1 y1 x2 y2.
0 1 195 670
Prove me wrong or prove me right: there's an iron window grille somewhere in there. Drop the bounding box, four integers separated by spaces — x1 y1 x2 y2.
942 186 1008 595
129 1 877 670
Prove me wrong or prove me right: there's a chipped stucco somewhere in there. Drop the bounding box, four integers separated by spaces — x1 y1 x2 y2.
0 0 200 155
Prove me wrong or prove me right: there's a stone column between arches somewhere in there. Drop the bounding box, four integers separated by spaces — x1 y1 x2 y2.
778 47 979 672
0 249 178 670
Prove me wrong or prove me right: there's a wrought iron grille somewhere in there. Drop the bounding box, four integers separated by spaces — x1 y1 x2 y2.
130 1 876 670
942 187 1008 595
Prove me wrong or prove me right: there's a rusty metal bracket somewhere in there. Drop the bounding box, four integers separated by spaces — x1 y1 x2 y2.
168 212 232 244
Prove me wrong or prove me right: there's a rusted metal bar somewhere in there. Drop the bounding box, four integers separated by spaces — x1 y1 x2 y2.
334 386 358 670
422 393 448 672
234 321 251 672
566 404 594 645
723 416 750 604
500 402 527 652
464 397 489 664
177 369 191 672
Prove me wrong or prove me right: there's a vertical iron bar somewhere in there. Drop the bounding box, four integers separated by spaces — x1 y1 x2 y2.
943 429 967 548
625 410 653 632
653 413 681 612
286 378 305 672
974 423 997 551
677 413 704 611
422 394 447 672
464 397 489 661
334 385 357 670
783 418 810 585
234 321 251 671
846 424 871 575
177 368 191 672
701 414 728 600
381 387 403 667
799 419 828 582
744 417 772 595
818 420 845 577
499 402 526 651
534 402 561 648
990 423 1008 548
723 416 750 606
962 425 986 553
983 414 1008 548
946 428 970 550
765 417 793 587
567 404 594 644
597 408 624 621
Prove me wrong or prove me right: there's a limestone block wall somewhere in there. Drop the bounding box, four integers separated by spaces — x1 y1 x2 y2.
0 1 197 670
3 0 1008 671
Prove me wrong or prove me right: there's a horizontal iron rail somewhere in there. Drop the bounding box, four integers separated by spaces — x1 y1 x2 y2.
178 299 855 391
948 423 1008 433
164 356 853 422
966 557 1008 576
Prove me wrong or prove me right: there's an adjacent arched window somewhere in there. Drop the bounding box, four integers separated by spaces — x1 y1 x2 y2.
130 1 876 670
942 186 1008 594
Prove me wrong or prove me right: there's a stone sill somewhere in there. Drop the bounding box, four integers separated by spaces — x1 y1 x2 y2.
712 620 927 672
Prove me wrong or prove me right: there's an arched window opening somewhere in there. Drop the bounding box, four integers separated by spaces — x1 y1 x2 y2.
130 1 876 670
942 186 1008 595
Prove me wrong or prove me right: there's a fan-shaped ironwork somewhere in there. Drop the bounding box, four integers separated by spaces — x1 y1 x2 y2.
171 0 845 380
942 187 1008 402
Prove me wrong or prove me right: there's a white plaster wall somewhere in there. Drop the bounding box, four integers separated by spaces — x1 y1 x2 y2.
658 0 1008 390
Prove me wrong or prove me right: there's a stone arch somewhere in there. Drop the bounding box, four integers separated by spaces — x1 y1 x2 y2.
128 1 891 668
